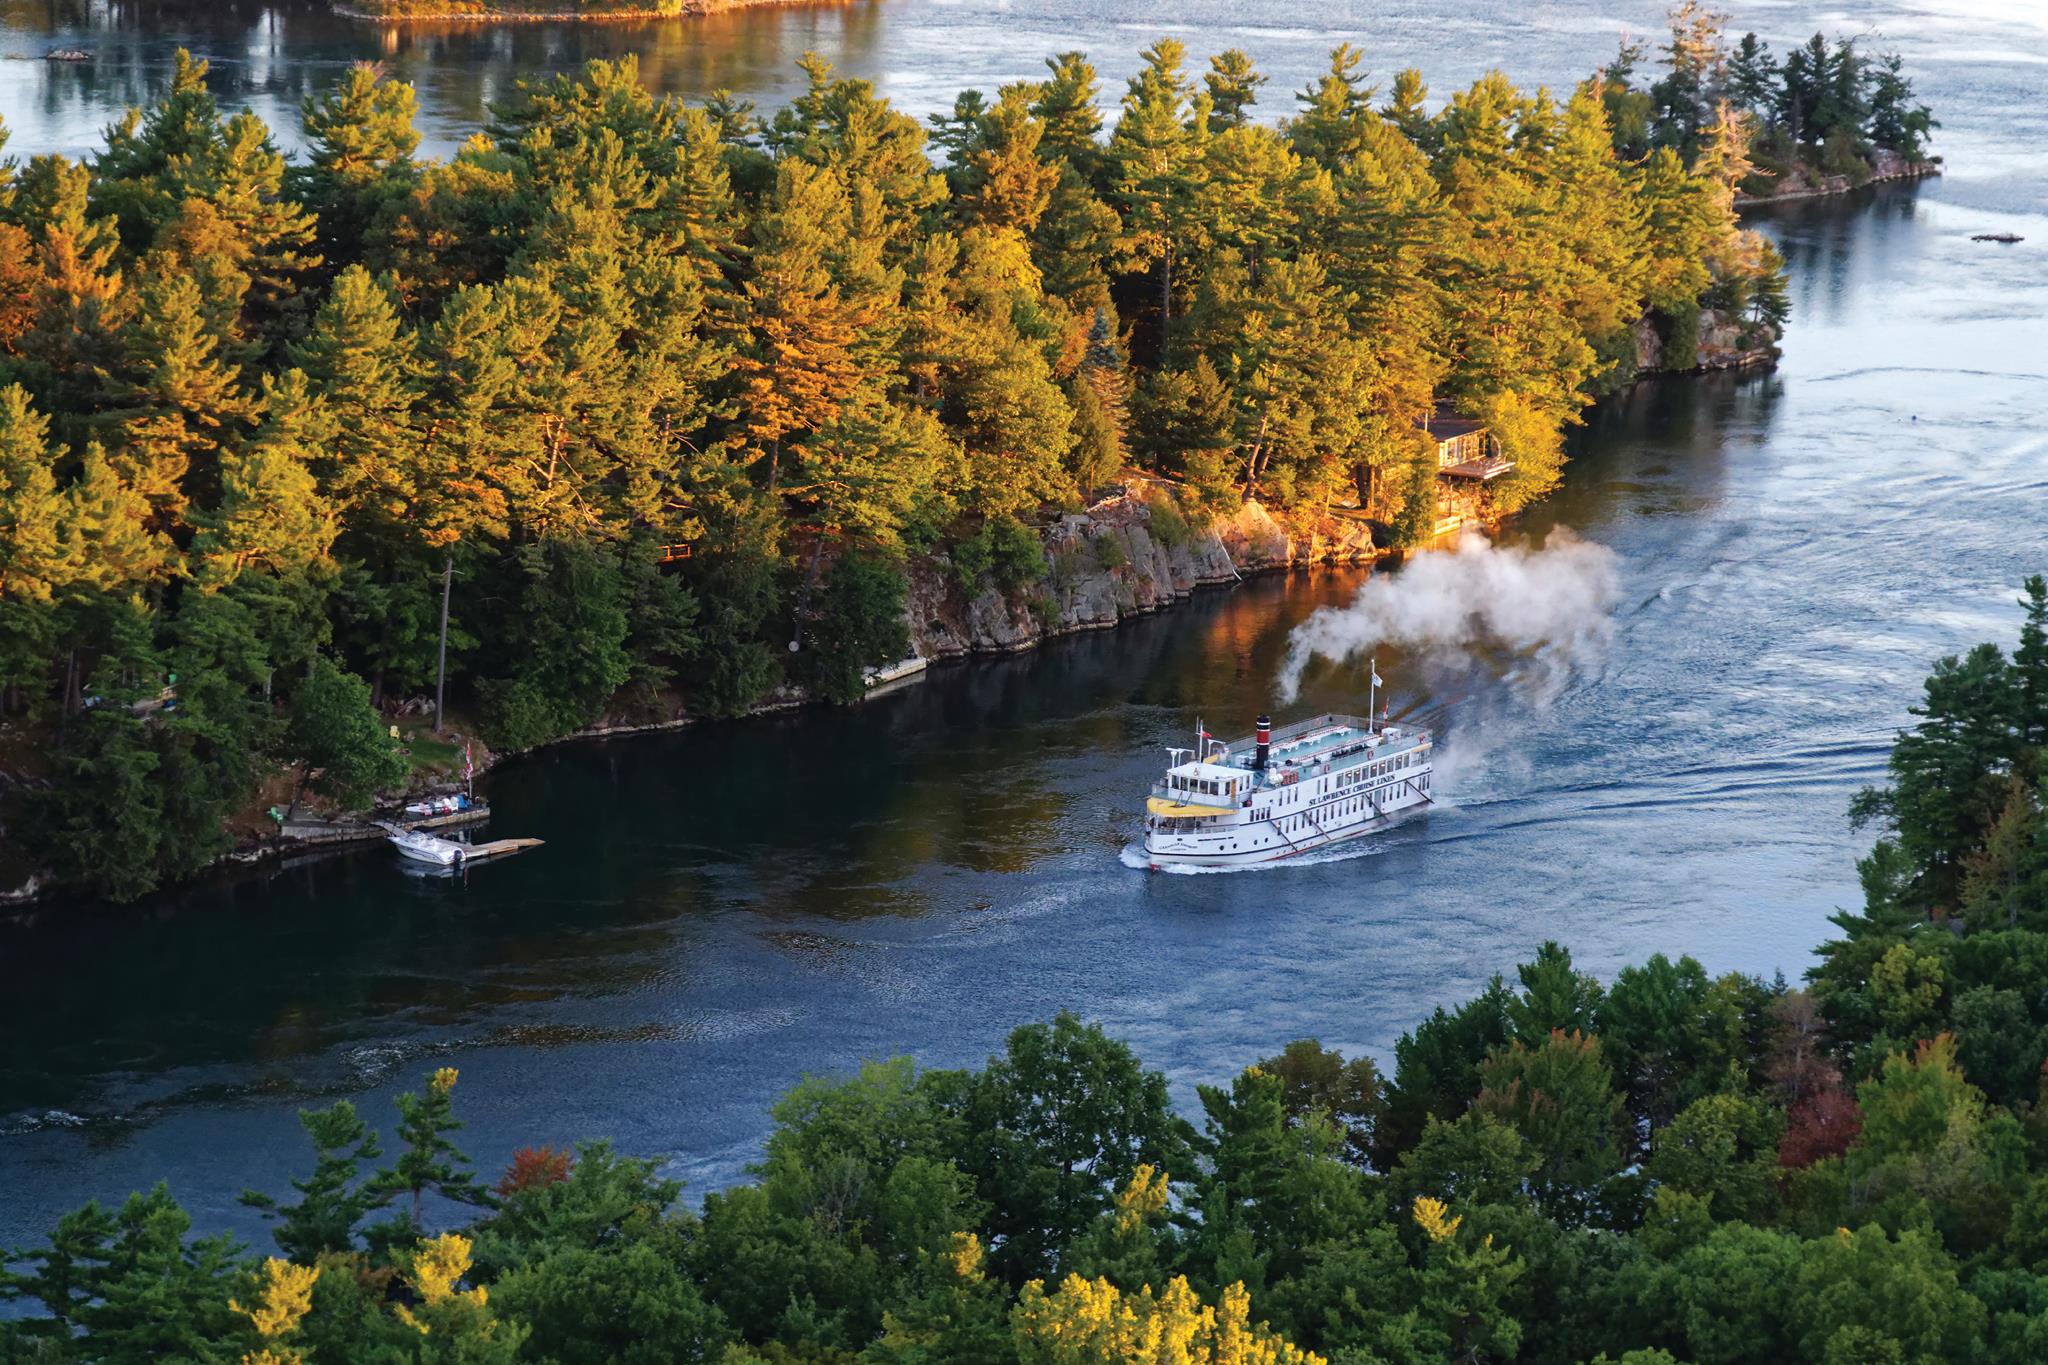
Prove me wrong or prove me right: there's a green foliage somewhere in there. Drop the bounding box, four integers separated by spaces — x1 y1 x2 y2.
240 1100 385 1263
493 1240 727 1365
1253 1038 1385 1165
946 1012 1195 1283
365 1067 491 1248
284 656 405 811
1475 1029 1629 1225
800 551 910 704
477 541 635 750
1 1183 246 1361
18 593 2048 1365
2 43 1821 908
951 515 1047 598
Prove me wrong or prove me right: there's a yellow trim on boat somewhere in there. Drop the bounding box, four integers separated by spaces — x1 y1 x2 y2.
1147 797 1234 817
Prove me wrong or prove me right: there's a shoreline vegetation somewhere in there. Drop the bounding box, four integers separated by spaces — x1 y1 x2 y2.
0 4 1935 905
333 0 800 22
5 590 2048 1363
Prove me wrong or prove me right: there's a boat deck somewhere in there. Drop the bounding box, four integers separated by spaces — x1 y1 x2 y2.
1215 713 1427 782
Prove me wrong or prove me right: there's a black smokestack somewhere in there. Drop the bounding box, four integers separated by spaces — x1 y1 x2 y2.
1254 714 1271 771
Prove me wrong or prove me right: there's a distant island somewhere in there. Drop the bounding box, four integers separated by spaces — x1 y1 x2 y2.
1592 11 1940 205
0 7 1934 904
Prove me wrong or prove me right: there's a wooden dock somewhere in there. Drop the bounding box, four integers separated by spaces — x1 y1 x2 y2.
463 837 544 860
278 803 492 848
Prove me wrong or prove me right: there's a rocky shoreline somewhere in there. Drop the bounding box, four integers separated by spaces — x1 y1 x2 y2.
0 492 1384 910
1734 149 1939 209
333 0 799 23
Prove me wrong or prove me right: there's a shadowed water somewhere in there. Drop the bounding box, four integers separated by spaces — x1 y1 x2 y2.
1 0 2045 1249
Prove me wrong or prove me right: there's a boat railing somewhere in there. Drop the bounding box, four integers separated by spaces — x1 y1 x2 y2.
1257 713 1374 748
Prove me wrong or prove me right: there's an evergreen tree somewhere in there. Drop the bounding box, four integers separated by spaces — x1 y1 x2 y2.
1204 50 1266 133
1029 52 1106 178
98 270 255 533
241 1101 387 1263
299 62 422 270
1852 643 2023 914
283 656 405 815
369 1068 490 1245
187 370 337 586
1864 52 1937 159
1648 0 1728 160
30 599 168 901
1106 40 1210 360
1727 34 1779 121
2016 576 2048 754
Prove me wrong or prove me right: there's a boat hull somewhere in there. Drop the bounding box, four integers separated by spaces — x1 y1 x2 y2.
1143 787 1429 870
389 833 466 865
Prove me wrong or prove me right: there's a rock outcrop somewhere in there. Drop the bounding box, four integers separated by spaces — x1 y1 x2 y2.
1734 150 1938 207
907 489 1380 660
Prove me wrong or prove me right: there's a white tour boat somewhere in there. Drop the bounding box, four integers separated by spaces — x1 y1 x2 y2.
1141 666 1432 869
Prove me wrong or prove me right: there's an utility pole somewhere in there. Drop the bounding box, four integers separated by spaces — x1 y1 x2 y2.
434 553 453 734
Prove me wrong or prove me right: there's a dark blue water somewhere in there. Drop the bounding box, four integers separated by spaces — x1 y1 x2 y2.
2 0 2044 1250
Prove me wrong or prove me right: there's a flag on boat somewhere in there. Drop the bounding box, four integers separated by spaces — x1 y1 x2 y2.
1371 664 1384 689
464 739 474 786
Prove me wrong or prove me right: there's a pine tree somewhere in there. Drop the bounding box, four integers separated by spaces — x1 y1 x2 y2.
299 62 421 268
1851 642 2025 913
1029 52 1106 178
765 51 947 258
0 383 63 605
1865 52 1936 159
1288 44 1376 170
1727 34 1780 120
14 155 125 431
1383 68 1434 151
736 161 873 492
2014 576 2048 754
32 598 168 901
1204 50 1267 132
188 371 337 586
99 270 255 534
370 1068 490 1244
1649 0 1728 161
54 445 171 596
944 86 1062 234
1106 40 1210 360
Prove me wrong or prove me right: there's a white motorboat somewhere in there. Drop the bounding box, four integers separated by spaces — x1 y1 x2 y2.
388 829 468 866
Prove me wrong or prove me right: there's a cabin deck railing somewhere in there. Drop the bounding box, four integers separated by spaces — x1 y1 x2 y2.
1224 713 1373 749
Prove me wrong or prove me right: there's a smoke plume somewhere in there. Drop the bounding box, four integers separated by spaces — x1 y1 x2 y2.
1275 532 1621 702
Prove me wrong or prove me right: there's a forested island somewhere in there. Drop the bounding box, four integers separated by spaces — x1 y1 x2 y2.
0 9 1932 903
336 0 784 22
3 589 2044 1362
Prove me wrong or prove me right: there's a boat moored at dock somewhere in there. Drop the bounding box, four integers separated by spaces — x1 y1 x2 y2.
1141 682 1433 869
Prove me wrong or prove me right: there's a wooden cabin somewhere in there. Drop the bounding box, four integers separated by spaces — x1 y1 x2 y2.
1422 412 1514 537
1424 414 1513 482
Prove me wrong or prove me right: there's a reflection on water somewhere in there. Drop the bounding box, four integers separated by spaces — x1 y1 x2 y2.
2 0 2046 1252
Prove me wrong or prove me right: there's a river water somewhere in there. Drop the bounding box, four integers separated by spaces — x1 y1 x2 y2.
2 2 2045 1248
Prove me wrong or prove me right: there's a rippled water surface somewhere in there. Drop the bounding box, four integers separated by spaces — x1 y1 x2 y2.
2 0 2045 1246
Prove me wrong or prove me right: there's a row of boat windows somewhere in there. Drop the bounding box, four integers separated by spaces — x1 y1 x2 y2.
1153 772 1432 844
1274 773 1430 832
1168 774 1238 798
1342 751 1417 787
1266 750 1421 809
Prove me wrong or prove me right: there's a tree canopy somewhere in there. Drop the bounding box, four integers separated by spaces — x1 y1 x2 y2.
0 28 1879 899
